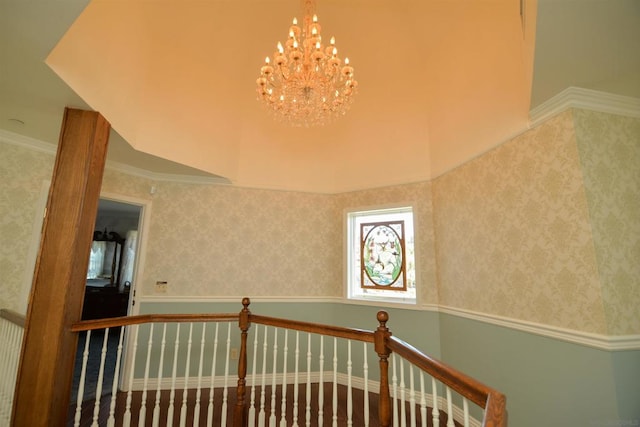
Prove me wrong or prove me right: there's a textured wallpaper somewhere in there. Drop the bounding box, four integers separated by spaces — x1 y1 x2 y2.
432 111 608 334
574 110 640 335
2 108 636 336
0 142 54 312
141 183 341 297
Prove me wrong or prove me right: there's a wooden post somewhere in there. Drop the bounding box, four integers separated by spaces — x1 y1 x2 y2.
12 108 110 427
234 297 251 427
374 311 392 427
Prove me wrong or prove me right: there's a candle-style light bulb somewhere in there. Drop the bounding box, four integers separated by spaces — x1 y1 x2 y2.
316 41 321 49
277 42 284 53
293 17 298 25
313 14 318 23
330 36 336 45
265 57 270 64
344 58 349 65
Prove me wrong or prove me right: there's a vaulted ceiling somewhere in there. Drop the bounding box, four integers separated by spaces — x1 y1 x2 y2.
1 0 639 193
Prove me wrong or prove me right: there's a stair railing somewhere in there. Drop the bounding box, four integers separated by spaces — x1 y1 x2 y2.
0 308 26 426
56 298 506 426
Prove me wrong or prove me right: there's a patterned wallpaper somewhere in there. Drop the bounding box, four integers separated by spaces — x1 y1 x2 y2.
140 183 340 297
432 111 608 334
0 143 54 312
2 107 636 336
573 110 640 335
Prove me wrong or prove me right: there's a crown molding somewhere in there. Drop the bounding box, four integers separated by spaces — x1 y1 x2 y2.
529 87 640 127
0 128 228 185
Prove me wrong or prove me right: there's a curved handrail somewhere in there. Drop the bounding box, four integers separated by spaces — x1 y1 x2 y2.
0 308 26 328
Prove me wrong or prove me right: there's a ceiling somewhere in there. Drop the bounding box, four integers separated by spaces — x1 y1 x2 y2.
1 0 639 193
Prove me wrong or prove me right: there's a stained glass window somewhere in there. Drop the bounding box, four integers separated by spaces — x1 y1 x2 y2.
360 221 407 291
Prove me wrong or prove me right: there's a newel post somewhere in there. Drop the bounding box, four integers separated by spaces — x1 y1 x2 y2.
234 297 251 427
374 311 392 427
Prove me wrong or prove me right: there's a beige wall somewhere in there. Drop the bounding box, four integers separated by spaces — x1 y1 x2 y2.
2 108 637 336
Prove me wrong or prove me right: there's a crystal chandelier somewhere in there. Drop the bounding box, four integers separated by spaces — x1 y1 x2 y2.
256 0 358 127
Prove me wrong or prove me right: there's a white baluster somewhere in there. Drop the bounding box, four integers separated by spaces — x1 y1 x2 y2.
269 328 279 427
332 337 338 427
305 333 312 427
431 377 440 427
107 327 126 427
91 328 111 427
409 365 416 427
347 339 353 426
400 357 406 427
446 386 455 427
123 325 140 427
152 323 168 427
363 342 369 427
166 323 181 427
317 336 324 426
248 324 259 426
221 322 232 426
73 330 91 427
258 325 269 427
463 396 470 427
279 329 289 427
392 354 399 427
179 323 194 427
206 323 220 427
194 323 207 426
419 372 427 427
139 323 154 426
292 331 300 427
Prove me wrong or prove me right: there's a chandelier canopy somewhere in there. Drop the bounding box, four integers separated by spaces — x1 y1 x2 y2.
256 0 358 127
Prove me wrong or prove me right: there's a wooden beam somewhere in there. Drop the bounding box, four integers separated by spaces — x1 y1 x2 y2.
12 108 110 427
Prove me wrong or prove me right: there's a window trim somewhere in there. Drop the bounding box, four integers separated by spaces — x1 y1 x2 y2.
344 203 419 306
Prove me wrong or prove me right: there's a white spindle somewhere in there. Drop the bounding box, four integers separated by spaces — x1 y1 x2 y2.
463 396 470 427
73 330 91 427
446 386 455 427
166 323 181 427
221 322 232 426
409 365 416 427
179 323 194 427
292 331 300 427
107 327 126 427
392 354 399 427
123 325 140 427
248 324 259 426
332 337 338 427
317 336 324 426
419 372 427 427
91 328 111 427
152 323 168 427
139 323 155 426
305 333 312 427
347 340 353 426
431 377 440 427
194 323 207 426
279 329 289 427
400 357 407 427
258 325 269 427
363 341 369 427
207 323 220 427
269 328 278 427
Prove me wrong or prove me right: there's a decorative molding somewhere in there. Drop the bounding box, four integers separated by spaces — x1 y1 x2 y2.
529 87 640 127
0 128 227 185
437 305 640 351
138 296 640 351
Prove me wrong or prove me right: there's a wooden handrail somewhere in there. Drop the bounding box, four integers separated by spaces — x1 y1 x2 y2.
249 314 376 343
70 313 239 332
1 308 26 328
386 335 507 427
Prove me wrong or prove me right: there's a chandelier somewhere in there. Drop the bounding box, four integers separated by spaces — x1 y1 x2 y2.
256 0 358 127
